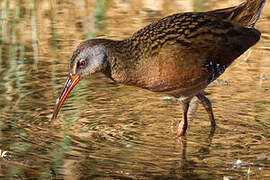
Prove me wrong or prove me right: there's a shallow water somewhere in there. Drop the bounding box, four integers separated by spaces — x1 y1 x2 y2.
0 0 270 179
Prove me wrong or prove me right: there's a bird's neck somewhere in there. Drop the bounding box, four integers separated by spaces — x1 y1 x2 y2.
102 38 143 84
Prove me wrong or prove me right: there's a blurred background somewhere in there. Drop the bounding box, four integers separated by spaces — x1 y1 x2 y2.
0 0 270 179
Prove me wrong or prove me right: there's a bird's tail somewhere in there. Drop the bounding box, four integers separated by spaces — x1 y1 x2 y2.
209 0 266 27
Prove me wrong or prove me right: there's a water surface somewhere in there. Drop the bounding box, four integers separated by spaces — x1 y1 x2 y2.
0 0 270 179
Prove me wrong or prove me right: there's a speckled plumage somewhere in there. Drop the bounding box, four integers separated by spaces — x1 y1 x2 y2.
52 0 266 137
74 12 260 96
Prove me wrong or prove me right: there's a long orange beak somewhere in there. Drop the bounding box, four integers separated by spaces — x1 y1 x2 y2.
51 74 80 120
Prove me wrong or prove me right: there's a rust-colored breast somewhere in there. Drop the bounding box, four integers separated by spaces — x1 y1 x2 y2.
130 43 209 95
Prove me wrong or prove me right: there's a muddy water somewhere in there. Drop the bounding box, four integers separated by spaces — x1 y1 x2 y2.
0 0 270 179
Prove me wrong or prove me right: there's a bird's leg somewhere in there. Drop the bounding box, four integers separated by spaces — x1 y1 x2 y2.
177 98 191 137
196 93 216 127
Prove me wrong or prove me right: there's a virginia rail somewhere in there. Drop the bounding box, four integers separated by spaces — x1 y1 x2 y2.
51 0 265 137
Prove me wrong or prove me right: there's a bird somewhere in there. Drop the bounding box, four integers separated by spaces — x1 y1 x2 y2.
51 0 266 137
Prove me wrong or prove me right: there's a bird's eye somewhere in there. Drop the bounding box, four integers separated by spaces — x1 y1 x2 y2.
79 59 86 66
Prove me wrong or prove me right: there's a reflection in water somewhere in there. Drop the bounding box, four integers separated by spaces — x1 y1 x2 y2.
0 0 270 179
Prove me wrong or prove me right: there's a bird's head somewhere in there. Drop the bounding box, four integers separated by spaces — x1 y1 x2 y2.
51 40 109 120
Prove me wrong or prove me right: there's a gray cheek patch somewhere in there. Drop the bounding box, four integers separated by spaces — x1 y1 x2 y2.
90 46 107 67
77 46 108 76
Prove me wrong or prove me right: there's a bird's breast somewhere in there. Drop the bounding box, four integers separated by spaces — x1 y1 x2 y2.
115 51 211 97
